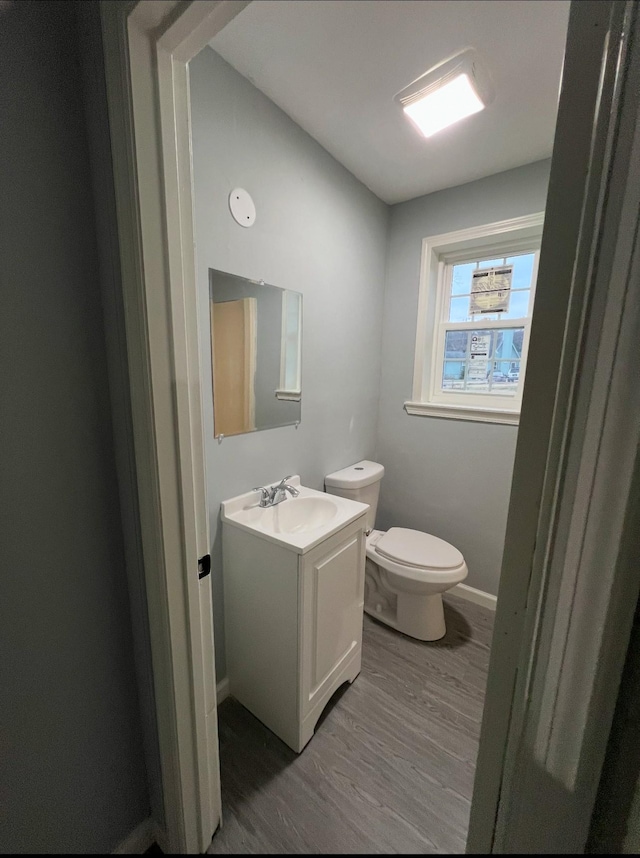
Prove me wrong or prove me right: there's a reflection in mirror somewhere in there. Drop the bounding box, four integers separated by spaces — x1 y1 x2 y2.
277 290 302 401
209 269 302 438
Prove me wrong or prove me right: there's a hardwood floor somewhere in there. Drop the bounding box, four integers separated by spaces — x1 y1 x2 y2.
208 593 494 854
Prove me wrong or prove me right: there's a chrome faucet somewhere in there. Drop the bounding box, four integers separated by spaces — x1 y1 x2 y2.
272 476 300 505
253 476 300 508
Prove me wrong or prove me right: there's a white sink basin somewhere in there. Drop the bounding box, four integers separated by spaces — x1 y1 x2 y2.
258 496 338 534
221 476 369 554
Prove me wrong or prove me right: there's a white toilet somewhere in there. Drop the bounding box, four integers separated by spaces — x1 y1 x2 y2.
325 460 468 641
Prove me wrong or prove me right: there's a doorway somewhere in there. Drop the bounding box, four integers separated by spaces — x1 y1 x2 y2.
187 2 560 851
101 0 640 852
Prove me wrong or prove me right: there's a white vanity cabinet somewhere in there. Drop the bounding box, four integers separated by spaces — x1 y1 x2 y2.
222 513 367 752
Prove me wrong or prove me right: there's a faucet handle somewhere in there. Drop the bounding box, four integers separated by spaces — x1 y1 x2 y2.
275 475 294 489
275 476 300 498
253 486 271 506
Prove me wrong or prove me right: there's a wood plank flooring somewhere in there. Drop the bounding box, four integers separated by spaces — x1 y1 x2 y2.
208 593 494 854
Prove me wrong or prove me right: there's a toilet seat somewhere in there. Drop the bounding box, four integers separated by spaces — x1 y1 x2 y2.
375 527 464 570
364 527 468 641
366 528 467 586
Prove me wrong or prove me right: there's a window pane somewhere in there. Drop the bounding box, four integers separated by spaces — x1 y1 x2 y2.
469 329 494 355
502 289 530 320
478 257 504 269
466 330 493 389
451 262 476 296
492 360 520 391
442 360 466 389
450 287 530 322
471 311 500 322
495 328 524 359
449 295 473 322
461 290 530 322
445 330 469 358
439 327 524 396
467 374 490 390
466 359 490 387
506 253 536 290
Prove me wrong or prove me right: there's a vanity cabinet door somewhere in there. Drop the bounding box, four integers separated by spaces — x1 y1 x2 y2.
300 518 365 719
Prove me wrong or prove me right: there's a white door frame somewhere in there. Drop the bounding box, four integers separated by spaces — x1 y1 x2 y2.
100 1 249 853
99 0 640 853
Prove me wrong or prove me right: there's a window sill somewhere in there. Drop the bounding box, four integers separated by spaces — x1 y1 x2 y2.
404 400 520 426
275 389 301 402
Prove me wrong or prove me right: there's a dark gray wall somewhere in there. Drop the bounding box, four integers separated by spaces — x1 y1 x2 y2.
0 2 150 851
76 0 164 832
190 47 389 678
588 602 640 853
376 160 551 597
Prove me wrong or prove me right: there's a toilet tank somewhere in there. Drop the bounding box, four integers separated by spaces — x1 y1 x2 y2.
325 460 384 533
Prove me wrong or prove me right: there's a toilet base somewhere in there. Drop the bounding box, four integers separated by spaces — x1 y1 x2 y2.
364 560 447 641
365 593 446 641
399 591 446 641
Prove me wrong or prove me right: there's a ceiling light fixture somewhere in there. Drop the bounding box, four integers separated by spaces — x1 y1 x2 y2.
396 48 493 139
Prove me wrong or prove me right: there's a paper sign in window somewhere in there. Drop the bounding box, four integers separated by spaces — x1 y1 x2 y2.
468 333 491 382
470 265 513 314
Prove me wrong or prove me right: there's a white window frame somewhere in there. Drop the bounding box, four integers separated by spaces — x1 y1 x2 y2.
405 213 545 425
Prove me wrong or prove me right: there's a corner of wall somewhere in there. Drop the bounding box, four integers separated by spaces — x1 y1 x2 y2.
372 200 394 464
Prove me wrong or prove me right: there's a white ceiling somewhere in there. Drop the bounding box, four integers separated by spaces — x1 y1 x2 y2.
210 0 570 205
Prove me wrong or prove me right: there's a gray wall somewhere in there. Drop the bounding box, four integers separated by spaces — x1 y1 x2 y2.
190 48 389 677
376 161 551 597
588 596 640 853
0 2 150 851
76 0 164 830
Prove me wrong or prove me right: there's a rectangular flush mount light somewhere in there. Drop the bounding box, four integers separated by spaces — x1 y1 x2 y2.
396 48 493 138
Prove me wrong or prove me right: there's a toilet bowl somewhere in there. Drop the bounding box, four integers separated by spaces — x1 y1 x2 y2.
365 528 467 641
325 461 468 641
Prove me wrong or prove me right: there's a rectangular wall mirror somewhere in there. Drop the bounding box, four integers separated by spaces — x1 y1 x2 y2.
209 268 302 438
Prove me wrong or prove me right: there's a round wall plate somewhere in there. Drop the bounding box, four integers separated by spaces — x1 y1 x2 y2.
229 188 256 227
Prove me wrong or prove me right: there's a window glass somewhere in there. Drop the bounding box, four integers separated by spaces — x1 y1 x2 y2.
444 330 469 358
506 253 536 290
495 328 524 359
448 276 531 321
501 290 530 320
442 361 466 389
449 295 472 322
451 262 476 296
492 360 520 390
440 327 524 395
466 372 490 390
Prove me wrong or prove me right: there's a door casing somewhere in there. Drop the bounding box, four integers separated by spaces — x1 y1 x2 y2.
100 1 250 852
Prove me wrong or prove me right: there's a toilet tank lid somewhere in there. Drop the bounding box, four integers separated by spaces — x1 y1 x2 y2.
325 460 384 489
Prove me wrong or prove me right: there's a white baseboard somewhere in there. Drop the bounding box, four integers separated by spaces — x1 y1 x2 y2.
216 676 230 704
113 817 156 854
450 582 497 611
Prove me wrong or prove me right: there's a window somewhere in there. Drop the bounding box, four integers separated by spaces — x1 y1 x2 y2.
406 214 544 424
